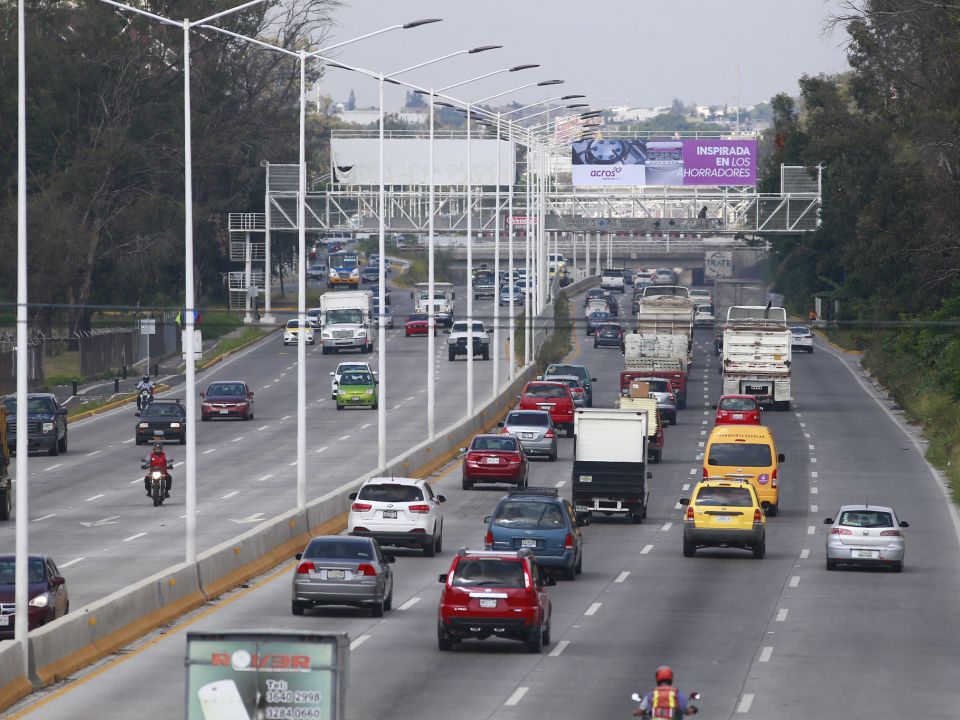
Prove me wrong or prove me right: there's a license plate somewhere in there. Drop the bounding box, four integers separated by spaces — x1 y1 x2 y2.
521 433 535 439
538 403 555 409
153 430 164 436
714 516 733 523
0 615 8 626
746 385 765 393
382 510 398 519
485 457 501 465
854 549 878 559
479 598 497 608
521 539 537 548
325 569 345 580
732 413 744 419
219 409 229 415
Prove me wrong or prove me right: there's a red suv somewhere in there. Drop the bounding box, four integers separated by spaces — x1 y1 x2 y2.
518 381 575 435
714 394 761 425
460 434 528 490
437 548 554 653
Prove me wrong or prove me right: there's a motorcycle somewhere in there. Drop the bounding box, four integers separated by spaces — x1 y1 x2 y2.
630 691 700 717
140 458 173 507
137 388 154 412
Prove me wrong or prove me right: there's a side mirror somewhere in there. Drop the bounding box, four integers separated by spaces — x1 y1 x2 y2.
458 447 467 454
679 498 690 506
778 453 785 463
899 520 909 528
437 573 448 583
199 392 205 398
690 692 701 701
483 515 492 524
295 552 303 560
50 576 65 587
437 495 446 503
384 555 396 564
348 492 358 501
823 518 834 525
248 392 254 398
536 375 543 380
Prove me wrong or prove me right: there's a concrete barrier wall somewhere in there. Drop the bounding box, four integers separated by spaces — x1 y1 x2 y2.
0 641 31 709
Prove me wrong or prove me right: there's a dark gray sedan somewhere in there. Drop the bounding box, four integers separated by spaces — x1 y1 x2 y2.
291 535 395 617
586 311 613 336
498 409 557 461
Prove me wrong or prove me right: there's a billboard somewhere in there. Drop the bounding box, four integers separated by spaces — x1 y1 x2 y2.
704 250 734 281
571 138 756 187
185 631 348 720
331 138 514 186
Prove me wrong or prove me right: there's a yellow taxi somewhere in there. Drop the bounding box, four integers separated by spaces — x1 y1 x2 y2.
702 425 784 516
680 478 766 559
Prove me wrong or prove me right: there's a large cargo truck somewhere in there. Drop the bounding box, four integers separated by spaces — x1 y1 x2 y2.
319 290 376 354
713 278 767 355
721 305 792 410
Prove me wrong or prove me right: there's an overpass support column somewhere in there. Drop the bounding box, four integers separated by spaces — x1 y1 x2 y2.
595 233 601 275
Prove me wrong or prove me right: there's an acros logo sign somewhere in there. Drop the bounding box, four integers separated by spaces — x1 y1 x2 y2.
589 166 623 179
211 649 312 672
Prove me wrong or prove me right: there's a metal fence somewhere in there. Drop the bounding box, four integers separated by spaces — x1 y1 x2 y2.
133 316 180 369
78 329 134 378
0 342 46 396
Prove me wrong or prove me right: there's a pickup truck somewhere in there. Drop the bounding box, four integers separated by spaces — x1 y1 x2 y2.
447 320 491 361
0 393 69 457
600 267 626 293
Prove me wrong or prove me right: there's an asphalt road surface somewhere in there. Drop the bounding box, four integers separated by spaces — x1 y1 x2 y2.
10 294 960 720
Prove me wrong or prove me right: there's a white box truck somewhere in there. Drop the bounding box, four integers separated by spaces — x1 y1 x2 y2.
319 290 375 354
412 282 455 327
722 305 792 410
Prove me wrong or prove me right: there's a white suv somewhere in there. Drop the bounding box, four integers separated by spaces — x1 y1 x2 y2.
348 477 445 557
330 361 375 399
447 320 490 361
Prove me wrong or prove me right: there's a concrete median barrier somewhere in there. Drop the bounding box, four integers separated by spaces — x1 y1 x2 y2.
0 641 31 709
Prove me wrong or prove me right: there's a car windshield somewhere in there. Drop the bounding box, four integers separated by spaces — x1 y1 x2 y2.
327 309 363 324
286 320 308 329
791 327 809 334
337 365 366 375
707 443 772 467
645 380 669 392
142 403 182 417
546 365 587 381
452 322 485 333
471 436 518 452
451 559 525 588
493 501 566 530
2 397 56 414
0 558 45 584
506 412 549 427
524 384 566 399
589 312 611 321
340 373 372 386
695 486 754 507
718 398 757 411
206 383 246 397
358 484 423 502
408 314 427 322
838 510 894 528
305 539 373 560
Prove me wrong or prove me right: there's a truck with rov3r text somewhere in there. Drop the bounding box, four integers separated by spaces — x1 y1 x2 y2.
319 290 376 355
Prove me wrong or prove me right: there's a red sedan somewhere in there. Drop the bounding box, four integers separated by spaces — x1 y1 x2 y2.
200 381 255 421
518 381 575 435
405 313 436 337
460 434 528 490
714 394 761 425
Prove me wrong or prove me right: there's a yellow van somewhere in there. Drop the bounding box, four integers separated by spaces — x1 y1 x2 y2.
703 425 784 516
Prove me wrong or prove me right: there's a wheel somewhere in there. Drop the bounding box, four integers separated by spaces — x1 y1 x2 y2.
434 530 443 554
371 401 378 410
752 541 766 559
152 486 161 507
892 560 903 573
766 503 778 517
462 476 473 490
826 559 837 571
384 590 393 612
48 439 59 457
179 434 185 445
526 626 543 654
593 341 599 348
201 415 210 422
423 538 436 557
561 563 576 580
549 449 557 462
683 536 696 557
448 350 456 361
642 503 648 519
248 412 254 420
292 601 307 616
669 414 677 426
0 490 10 521
652 449 662 464
575 551 583 575
438 630 453 652
678 394 687 410
482 349 489 360
58 433 68 453
542 623 552 647
336 403 343 411
321 347 330 355
631 511 643 524
135 436 143 446
371 599 385 618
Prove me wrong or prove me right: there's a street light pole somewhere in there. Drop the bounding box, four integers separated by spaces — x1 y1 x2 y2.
296 52 306 506
377 71 387 468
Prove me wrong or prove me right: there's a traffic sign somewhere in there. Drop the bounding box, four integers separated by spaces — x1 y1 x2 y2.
139 319 156 335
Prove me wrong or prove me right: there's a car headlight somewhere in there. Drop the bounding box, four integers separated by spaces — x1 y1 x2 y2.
28 593 49 608
350 269 359 278
138 422 148 429
356 330 366 338
170 422 181 428
322 332 332 339
42 422 54 433
364 389 374 395
328 269 337 277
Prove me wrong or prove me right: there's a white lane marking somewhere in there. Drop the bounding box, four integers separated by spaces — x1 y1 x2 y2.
689 468 696 475
392 404 402 410
681 483 690 491
314 446 328 454
398 597 420 611
789 575 800 587
698 441 704 448
807 525 816 535
775 608 789 622
273 378 281 383
86 450 102 457
130 478 142 484
360 423 371 429
811 471 818 479
339 434 351 441
640 544 654 555
85 494 104 502
33 513 56 522
702 420 707 425
703 394 708 399
700 430 706 436
808 444 815 450
810 457 818 464
203 448 217 455
800 549 810 559
660 522 673 531
262 385 271 389
60 557 84 568
795 412 803 418
554 480 566 488
222 491 239 499
702 410 708 415
257 474 274 482
615 571 630 583
759 646 773 663
810 504 818 513
406 396 416 401
281 415 291 421
804 433 811 439
121 439 134 444
231 436 245 443
737 694 754 713
259 425 270 431
799 422 806 428
674 502 681 510
44 463 63 472
289 460 298 467
548 640 570 657
504 687 529 707
173 461 184 468
349 635 370 650
810 487 818 495
122 532 147 542
584 602 602 616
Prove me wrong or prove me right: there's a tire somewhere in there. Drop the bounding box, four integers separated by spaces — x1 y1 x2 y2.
336 403 343 411
321 347 330 355
683 536 696 557
766 503 778 518
152 486 161 507
753 541 766 559
542 623 552 647
527 626 543 654
371 401 378 410
448 350 456 361
678 394 687 410
438 630 453 652
575 551 583 575
179 434 186 445
892 560 903 573
384 590 393 612
652 448 662 464
561 564 576 581
423 538 436 557
631 511 643 524
48 439 59 457
593 342 599 348
201 415 209 422
826 559 837 571
434 530 443 554
482 349 489 361
292 601 307 616
371 599 385 618
58 433 68 453
0 490 10 521
135 436 143 446
670 414 677 426
462 476 473 490
549 449 557 462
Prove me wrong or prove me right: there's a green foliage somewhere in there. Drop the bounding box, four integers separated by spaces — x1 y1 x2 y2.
390 250 454 288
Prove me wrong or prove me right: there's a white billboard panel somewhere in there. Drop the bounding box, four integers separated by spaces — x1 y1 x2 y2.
331 138 514 186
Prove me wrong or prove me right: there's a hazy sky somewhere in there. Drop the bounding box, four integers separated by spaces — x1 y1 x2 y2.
318 0 851 112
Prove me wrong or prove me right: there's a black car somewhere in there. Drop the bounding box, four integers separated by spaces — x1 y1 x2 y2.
370 285 391 306
136 399 187 445
583 288 607 307
361 266 380 284
604 296 620 317
594 323 624 349
1 393 68 456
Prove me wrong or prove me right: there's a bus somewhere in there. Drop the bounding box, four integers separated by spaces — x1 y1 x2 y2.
327 249 360 289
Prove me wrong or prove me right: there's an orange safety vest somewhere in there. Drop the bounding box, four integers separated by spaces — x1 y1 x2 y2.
651 686 679 719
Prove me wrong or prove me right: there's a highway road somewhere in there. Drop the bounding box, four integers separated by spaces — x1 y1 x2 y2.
2 283 516 607
12 295 960 719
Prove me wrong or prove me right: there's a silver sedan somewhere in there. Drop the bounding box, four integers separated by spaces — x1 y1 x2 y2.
824 505 908 572
498 409 558 461
291 535 395 616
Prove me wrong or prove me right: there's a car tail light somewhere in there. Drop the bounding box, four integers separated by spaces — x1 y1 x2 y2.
296 562 315 575
356 563 378 576
702 467 709 478
880 529 901 537
351 502 373 512
466 452 480 464
545 428 554 438
771 468 778 488
685 506 695 521
564 533 574 549
408 504 431 514
501 427 510 434
831 528 852 535
754 508 762 522
510 453 522 464
484 530 493 546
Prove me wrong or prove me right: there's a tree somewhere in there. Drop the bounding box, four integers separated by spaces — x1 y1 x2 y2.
670 97 685 116
346 88 356 110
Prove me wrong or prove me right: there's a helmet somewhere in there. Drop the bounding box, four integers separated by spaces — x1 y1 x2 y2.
153 443 163 454
655 666 673 684
142 374 150 382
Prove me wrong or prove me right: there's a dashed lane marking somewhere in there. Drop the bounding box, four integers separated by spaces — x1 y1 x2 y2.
86 450 102 457
60 558 84 568
360 423 371 429
173 461 184 468
689 469 697 475
660 522 673 531
681 483 690 491
548 640 570 657
398 597 420 611
810 504 818 513
775 608 788 622
222 491 239 499
615 571 630 583
810 457 818 464
85 494 104 502
800 549 810 559
203 448 217 455
259 425 270 431
554 480 566 488
122 532 147 542
759 646 773 663
121 439 134 444
281 415 291 421
339 434 351 441
808 444 815 450
45 463 63 472
231 436 245 443
737 694 754 713
349 635 370 651
807 525 815 535
789 575 800 587
315 447 328 454
504 687 529 707
33 514 56 522
640 544 654 555
810 487 818 495
811 471 818 479
257 474 274 482
584 602 602 616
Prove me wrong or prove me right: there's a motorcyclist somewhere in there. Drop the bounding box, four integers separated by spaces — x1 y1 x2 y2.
144 442 171 498
633 666 697 718
136 374 155 411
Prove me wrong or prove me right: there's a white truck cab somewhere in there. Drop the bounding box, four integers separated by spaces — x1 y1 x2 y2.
413 282 455 327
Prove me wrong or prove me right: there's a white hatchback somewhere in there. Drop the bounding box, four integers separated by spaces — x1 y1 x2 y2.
789 325 814 353
348 478 445 557
330 361 375 399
